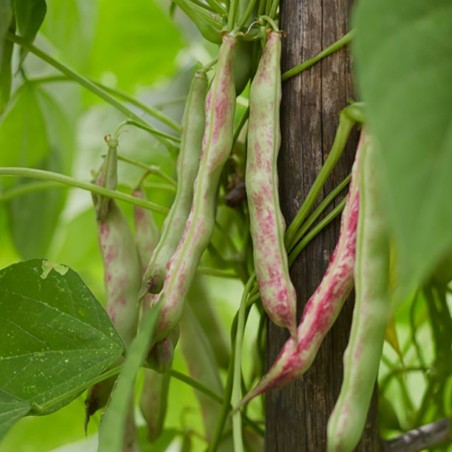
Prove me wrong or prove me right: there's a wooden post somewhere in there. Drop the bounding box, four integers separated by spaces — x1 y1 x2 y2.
265 0 381 449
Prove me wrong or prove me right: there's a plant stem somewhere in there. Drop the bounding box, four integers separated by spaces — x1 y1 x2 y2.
168 369 223 404
231 278 254 452
0 167 168 214
288 175 351 251
7 33 177 153
117 154 177 186
285 106 355 248
282 31 354 81
29 75 182 134
116 119 181 143
288 197 346 266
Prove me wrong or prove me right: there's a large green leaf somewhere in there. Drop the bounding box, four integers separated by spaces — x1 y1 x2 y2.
0 391 30 439
13 0 47 61
0 259 124 420
0 84 48 169
40 0 97 71
353 0 452 295
0 84 68 258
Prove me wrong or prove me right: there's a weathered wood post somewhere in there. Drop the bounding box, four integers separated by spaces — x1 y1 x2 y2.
266 0 381 449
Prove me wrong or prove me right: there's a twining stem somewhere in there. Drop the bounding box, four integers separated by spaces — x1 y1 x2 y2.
285 106 356 248
0 167 168 214
29 75 182 134
235 0 258 31
288 175 351 250
289 197 346 266
168 369 223 404
117 119 181 143
117 155 177 186
7 33 177 153
227 0 240 31
282 31 354 81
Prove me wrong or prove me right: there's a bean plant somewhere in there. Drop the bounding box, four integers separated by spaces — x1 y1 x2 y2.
0 0 451 451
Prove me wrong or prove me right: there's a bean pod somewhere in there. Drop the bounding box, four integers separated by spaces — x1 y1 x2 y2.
93 136 142 348
150 34 237 343
85 136 142 447
327 133 390 452
239 133 363 407
141 70 208 295
246 30 297 338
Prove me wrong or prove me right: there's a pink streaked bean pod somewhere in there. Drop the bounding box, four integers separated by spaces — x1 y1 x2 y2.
93 136 142 348
327 132 391 452
246 30 297 338
239 133 364 407
150 34 237 343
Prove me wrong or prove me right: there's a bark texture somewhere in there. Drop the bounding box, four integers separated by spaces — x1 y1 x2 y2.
265 0 381 450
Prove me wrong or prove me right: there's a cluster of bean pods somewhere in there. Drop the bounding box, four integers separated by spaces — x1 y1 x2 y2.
89 26 391 451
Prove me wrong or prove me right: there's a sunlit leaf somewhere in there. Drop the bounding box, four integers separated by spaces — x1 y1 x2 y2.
0 84 48 169
90 0 185 90
40 0 97 71
0 259 124 417
0 84 69 258
353 0 452 296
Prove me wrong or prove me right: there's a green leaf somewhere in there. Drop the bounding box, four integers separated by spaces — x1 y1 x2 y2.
0 84 48 168
13 0 47 61
0 259 124 417
0 390 30 440
90 0 185 90
353 0 452 295
7 150 66 259
0 0 14 112
40 0 97 71
0 84 68 259
98 302 161 452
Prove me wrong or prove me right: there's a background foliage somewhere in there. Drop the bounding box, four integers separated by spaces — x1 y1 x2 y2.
1 0 452 450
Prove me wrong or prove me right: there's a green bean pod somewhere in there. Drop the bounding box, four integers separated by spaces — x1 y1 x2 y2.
150 34 237 343
327 132 391 452
141 70 208 296
246 30 297 338
133 187 159 262
86 137 141 445
93 136 142 348
239 135 362 407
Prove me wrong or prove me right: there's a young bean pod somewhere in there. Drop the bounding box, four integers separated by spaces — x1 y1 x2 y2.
93 136 142 348
327 133 391 452
150 34 237 343
86 136 142 448
246 30 297 338
141 70 208 295
239 133 363 407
